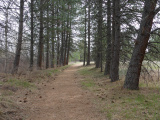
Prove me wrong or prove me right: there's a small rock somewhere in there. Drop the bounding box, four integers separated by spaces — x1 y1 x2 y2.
23 98 27 103
101 97 105 100
145 100 148 102
142 111 146 114
111 100 115 103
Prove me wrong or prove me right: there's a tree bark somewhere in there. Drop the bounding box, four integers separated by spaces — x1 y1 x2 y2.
60 4 65 66
124 0 158 90
104 0 111 75
56 7 60 67
66 18 71 65
87 0 91 65
60 23 64 66
64 5 70 66
29 0 34 71
83 1 87 66
96 0 102 69
46 2 49 69
100 0 103 72
4 5 9 73
110 0 115 77
64 33 68 65
51 1 55 68
110 0 120 82
12 0 24 74
37 0 44 70
57 35 60 67
66 6 72 65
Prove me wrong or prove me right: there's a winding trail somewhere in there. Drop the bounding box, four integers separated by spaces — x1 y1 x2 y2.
26 63 106 120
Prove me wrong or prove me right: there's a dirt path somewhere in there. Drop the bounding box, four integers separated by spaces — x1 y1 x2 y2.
25 63 106 120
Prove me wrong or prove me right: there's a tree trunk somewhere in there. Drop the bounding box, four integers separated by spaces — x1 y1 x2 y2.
87 0 90 65
110 0 115 77
37 0 44 70
51 1 55 68
100 0 103 72
66 18 71 65
5 6 9 73
83 1 87 66
64 5 69 66
104 0 111 75
30 0 34 71
60 24 64 66
110 0 120 82
96 0 103 69
64 33 68 65
12 0 24 74
46 2 49 69
56 7 60 67
57 34 60 67
124 0 158 90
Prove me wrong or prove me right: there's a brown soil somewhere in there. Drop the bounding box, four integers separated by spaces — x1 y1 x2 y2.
21 64 106 120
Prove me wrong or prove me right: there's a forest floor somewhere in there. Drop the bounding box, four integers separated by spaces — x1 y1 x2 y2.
0 63 106 120
1 63 160 120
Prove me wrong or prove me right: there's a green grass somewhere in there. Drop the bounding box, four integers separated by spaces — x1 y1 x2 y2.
78 67 93 75
81 78 95 88
106 109 113 120
7 78 34 88
2 91 13 96
123 93 160 119
0 81 3 85
45 70 53 77
0 95 13 104
78 67 105 78
40 65 71 78
77 65 160 120
46 65 71 75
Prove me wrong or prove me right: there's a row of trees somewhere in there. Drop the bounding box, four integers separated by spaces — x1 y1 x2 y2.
0 0 160 90
79 0 160 90
0 0 80 73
